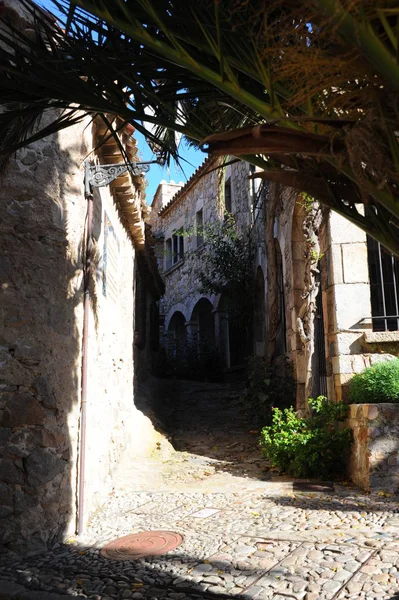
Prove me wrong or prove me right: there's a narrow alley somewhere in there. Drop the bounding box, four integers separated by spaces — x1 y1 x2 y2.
2 3 399 600
122 381 268 493
1 382 399 600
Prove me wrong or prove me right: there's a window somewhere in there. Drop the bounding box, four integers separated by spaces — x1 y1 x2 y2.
196 209 204 247
224 178 232 214
172 230 184 263
367 236 399 331
165 229 184 271
165 237 172 270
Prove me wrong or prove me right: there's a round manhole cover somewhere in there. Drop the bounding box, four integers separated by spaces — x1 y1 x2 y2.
100 530 183 560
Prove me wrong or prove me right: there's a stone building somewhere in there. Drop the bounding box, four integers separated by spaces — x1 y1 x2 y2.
0 115 166 555
150 158 267 373
150 158 399 403
271 185 399 407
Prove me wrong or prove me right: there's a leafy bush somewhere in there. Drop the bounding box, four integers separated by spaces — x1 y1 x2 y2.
241 356 295 425
349 358 399 404
260 396 352 479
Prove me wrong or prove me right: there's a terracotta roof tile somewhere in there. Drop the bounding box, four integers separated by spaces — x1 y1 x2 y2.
158 155 219 217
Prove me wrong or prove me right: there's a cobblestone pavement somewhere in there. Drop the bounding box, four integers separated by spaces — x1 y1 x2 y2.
1 382 399 600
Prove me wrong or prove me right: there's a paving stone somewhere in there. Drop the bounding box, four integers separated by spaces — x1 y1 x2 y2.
322 580 342 594
1 381 399 600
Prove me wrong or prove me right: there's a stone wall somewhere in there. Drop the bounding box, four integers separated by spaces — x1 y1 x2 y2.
0 120 89 554
320 212 399 402
150 158 267 352
0 119 170 555
347 403 399 492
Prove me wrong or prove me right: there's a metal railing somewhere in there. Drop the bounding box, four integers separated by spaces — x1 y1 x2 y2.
367 236 399 332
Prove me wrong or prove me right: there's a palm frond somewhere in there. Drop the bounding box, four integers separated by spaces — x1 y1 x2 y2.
0 0 398 254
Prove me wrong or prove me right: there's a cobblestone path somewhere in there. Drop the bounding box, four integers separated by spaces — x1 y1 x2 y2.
1 382 399 600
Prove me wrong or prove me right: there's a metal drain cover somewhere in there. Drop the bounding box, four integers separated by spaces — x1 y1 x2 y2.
101 530 183 560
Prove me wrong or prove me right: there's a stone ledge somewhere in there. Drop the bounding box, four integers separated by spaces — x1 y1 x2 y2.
346 403 399 493
164 258 184 276
363 331 399 344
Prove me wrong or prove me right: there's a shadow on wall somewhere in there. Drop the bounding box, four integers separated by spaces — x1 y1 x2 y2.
0 125 88 555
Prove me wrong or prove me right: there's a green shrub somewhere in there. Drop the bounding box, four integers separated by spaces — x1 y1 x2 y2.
240 356 295 425
260 396 352 479
349 358 399 404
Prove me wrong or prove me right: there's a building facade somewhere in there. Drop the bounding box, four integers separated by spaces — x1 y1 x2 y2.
150 158 267 373
150 159 399 403
0 115 166 555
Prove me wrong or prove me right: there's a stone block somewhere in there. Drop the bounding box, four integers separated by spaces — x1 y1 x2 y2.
329 211 367 244
41 395 57 410
328 244 343 285
25 448 66 486
363 330 399 344
334 332 363 355
333 283 372 331
370 437 398 455
0 351 34 389
367 405 379 420
2 393 45 427
339 373 355 387
342 243 369 284
347 404 358 419
367 426 381 440
13 340 40 366
332 355 354 375
0 458 23 484
39 428 68 450
31 376 50 397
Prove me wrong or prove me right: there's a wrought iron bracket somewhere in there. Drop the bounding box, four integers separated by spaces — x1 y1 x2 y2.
85 160 158 188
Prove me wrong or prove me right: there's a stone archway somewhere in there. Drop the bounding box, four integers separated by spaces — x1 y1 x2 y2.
167 311 187 359
164 303 190 331
191 298 215 346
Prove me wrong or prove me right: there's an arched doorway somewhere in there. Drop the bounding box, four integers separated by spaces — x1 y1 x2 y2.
191 298 215 346
167 311 187 359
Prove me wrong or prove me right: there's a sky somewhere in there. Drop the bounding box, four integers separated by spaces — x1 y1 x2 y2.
37 0 205 204
134 133 205 204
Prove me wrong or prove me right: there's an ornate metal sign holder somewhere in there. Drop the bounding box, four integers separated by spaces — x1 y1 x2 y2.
85 159 159 190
